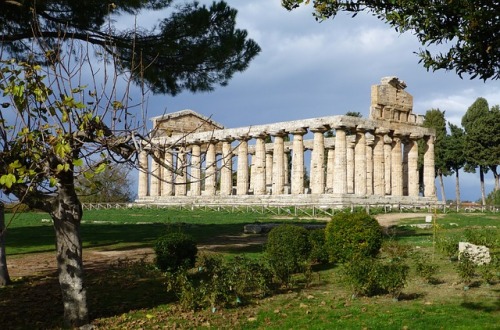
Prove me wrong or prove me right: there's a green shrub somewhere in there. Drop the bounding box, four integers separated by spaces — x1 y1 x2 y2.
435 234 460 259
308 229 329 264
463 227 499 248
266 224 311 286
341 257 380 297
341 256 409 299
415 258 440 284
456 252 477 285
154 232 197 272
165 254 274 310
325 211 383 264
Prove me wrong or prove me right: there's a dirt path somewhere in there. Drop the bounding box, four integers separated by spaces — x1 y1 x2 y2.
6 213 431 278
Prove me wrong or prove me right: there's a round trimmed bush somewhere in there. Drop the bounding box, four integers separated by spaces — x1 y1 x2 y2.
325 211 383 264
266 224 311 285
308 229 329 264
155 232 197 272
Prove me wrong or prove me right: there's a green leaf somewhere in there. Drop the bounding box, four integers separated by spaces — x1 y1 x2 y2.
73 159 84 167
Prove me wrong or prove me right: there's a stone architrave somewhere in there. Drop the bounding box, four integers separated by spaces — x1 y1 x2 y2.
384 134 392 195
354 129 367 196
138 150 149 198
150 151 161 197
220 140 233 195
373 130 386 196
310 127 327 194
365 132 374 195
346 135 356 194
162 150 174 196
253 135 267 195
333 126 347 194
175 147 187 196
236 137 250 195
325 147 335 193
391 135 403 196
272 132 286 195
291 129 306 195
190 143 202 196
205 142 217 196
408 135 421 197
424 135 436 197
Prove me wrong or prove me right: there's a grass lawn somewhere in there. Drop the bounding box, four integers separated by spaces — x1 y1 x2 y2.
0 209 499 329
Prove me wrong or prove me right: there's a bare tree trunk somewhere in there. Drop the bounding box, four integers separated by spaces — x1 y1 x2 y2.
480 166 486 206
438 173 446 203
50 182 88 327
455 170 461 212
0 203 11 286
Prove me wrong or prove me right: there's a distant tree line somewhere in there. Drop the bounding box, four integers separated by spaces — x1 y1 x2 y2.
421 98 500 206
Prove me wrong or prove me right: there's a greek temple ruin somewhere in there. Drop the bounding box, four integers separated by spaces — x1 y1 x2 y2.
135 77 437 207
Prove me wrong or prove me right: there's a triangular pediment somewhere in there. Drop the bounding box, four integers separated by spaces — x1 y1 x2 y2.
151 109 224 137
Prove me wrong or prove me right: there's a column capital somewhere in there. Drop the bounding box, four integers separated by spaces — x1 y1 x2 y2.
269 129 287 137
310 125 329 133
375 127 390 135
409 133 423 140
290 128 308 135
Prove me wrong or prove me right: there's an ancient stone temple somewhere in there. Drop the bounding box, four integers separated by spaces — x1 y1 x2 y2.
136 77 437 207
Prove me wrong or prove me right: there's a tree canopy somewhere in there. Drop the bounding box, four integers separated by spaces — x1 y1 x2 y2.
282 0 500 80
1 0 261 95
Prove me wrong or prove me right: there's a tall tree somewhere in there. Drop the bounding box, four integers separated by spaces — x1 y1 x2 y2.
0 202 10 286
461 97 494 206
421 109 449 202
0 1 259 327
1 0 260 95
76 163 134 203
487 105 500 191
282 1 500 80
445 123 466 209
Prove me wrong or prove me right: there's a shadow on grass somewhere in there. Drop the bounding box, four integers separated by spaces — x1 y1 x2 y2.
0 261 174 329
461 291 500 313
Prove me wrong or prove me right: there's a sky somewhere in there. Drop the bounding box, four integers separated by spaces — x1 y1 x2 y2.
126 0 498 202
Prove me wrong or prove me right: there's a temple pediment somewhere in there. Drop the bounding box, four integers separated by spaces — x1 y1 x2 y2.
151 109 224 138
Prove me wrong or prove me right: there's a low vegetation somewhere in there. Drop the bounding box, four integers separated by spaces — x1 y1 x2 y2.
1 208 499 329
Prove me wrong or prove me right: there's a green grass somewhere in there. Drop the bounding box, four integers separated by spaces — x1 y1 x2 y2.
1 209 499 329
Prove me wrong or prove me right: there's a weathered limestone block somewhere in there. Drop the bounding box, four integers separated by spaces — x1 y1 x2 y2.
458 242 491 265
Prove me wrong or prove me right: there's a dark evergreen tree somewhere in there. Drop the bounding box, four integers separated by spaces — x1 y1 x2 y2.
445 123 466 209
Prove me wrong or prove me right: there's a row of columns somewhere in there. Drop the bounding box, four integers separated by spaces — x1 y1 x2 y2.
138 126 436 199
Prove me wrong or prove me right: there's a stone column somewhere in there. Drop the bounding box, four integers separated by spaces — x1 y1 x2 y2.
253 134 267 195
354 129 367 196
150 151 161 197
220 140 233 195
346 135 356 194
384 134 392 195
402 136 410 196
272 131 286 195
283 150 290 192
175 147 187 196
391 135 403 196
325 147 335 193
138 150 149 198
265 150 273 192
236 137 249 195
291 129 306 195
366 133 374 196
310 127 327 194
190 143 202 196
205 142 217 196
162 150 174 196
424 135 436 197
408 134 420 197
373 129 386 196
333 126 347 194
